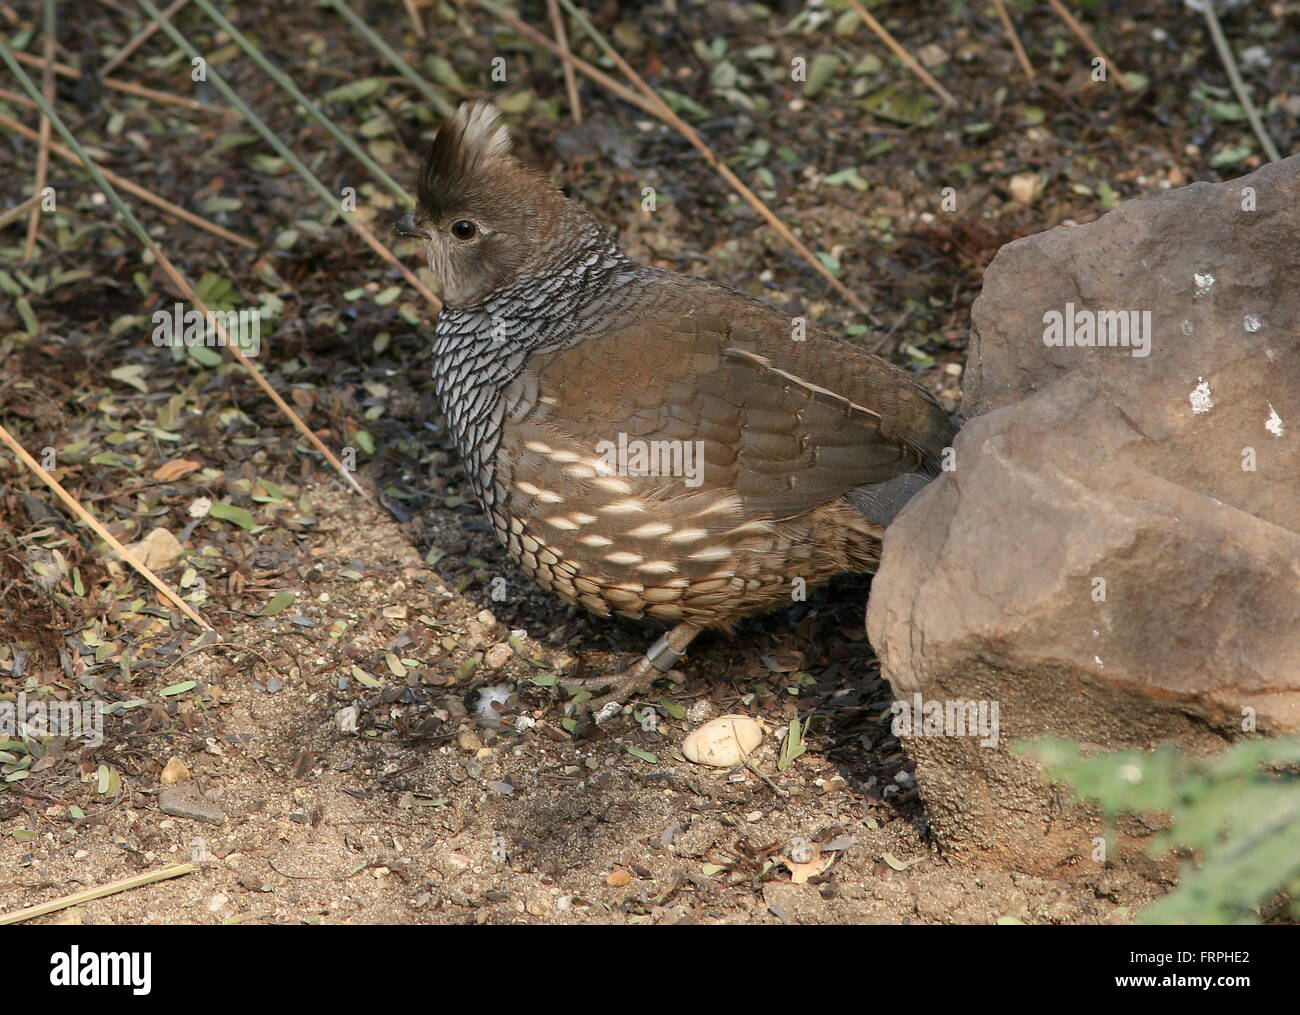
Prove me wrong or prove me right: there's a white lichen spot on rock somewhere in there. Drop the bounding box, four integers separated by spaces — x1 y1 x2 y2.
1192 272 1215 297
1189 377 1214 415
1243 313 1262 333
1094 655 1104 668
1265 404 1285 437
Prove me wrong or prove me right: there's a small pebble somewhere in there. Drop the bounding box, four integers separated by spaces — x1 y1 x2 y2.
334 706 359 734
160 756 191 785
483 643 513 669
682 714 765 767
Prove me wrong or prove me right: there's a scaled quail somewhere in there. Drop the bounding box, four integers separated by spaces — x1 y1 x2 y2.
396 102 955 705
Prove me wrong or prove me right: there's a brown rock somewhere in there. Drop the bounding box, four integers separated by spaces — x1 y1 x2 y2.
867 153 1300 872
158 784 226 824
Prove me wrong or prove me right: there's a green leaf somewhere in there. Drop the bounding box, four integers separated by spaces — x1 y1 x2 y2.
823 166 869 191
350 665 380 688
860 85 936 125
187 345 223 367
160 680 197 696
1211 146 1253 169
778 715 810 771
626 747 658 764
324 77 388 103
209 502 256 530
901 343 935 367
804 53 840 98
262 592 296 616
110 364 149 393
15 296 38 336
658 698 687 720
424 55 469 94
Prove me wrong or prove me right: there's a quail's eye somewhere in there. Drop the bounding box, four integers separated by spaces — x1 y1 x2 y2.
451 219 478 240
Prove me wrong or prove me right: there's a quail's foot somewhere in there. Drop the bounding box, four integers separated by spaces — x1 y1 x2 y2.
561 623 702 714
559 656 668 715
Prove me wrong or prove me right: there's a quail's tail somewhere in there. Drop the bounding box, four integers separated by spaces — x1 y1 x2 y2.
844 470 939 527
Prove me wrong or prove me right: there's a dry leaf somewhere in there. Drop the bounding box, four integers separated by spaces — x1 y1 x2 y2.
153 458 202 482
123 527 184 571
781 855 834 884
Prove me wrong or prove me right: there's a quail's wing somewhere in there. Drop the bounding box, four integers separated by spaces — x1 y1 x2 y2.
512 278 953 525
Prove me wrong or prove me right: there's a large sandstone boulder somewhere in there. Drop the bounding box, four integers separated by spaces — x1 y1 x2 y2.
867 154 1300 872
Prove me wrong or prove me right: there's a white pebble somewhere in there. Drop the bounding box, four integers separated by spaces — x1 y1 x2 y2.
334 705 359 734
682 714 765 768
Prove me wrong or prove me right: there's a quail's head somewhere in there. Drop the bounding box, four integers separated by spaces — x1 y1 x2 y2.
395 101 598 307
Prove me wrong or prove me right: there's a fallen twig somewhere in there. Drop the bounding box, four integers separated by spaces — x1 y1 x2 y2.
842 0 957 107
21 0 55 262
992 0 1035 83
0 192 42 229
10 47 220 113
0 420 213 631
546 0 582 125
1046 0 1134 92
0 108 258 249
554 0 875 318
1198 0 1281 162
402 0 425 39
0 864 196 925
101 0 192 75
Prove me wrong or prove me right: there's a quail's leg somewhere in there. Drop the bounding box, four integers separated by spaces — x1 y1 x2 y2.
561 622 702 712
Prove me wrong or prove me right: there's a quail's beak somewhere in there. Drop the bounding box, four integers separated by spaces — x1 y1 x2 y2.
394 209 432 240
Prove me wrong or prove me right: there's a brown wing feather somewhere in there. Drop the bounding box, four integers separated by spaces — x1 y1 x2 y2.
519 275 952 523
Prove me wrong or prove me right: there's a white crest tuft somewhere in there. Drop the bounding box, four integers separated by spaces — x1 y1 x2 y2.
455 101 511 160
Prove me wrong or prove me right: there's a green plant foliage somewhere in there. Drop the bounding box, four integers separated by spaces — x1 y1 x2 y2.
1019 736 1300 924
